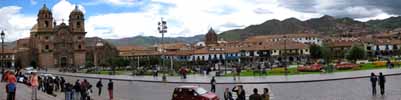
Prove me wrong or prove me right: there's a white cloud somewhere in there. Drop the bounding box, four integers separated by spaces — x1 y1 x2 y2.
0 6 36 42
30 0 37 5
85 3 161 38
84 0 324 39
52 0 85 24
85 0 139 6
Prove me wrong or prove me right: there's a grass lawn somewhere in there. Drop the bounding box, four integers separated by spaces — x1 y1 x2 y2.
224 63 400 77
86 70 128 75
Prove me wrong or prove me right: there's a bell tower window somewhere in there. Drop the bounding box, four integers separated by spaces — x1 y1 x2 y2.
45 45 49 50
45 21 49 28
76 22 81 28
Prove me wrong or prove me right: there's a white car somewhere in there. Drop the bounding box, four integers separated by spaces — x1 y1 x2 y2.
40 73 56 79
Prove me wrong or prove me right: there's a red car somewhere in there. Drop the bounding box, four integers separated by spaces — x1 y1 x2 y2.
172 86 219 100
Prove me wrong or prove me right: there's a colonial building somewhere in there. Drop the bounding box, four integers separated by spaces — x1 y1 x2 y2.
205 28 218 46
16 5 87 68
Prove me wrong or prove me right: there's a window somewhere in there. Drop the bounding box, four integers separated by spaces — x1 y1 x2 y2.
76 22 81 28
45 36 49 40
45 21 49 28
45 45 49 50
78 45 82 49
367 46 371 50
78 36 83 40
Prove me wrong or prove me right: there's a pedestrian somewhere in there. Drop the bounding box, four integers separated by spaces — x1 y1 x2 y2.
60 77 66 92
370 72 377 95
80 79 90 100
47 78 56 97
108 79 114 100
224 88 233 100
73 80 81 100
232 85 246 100
210 76 216 93
30 72 39 100
96 79 103 96
65 83 73 100
87 84 93 100
232 67 237 80
1 69 4 82
378 72 386 95
261 88 270 100
249 88 262 100
6 81 16 100
55 76 60 92
236 66 241 80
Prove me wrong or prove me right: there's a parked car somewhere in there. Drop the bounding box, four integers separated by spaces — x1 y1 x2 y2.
172 86 219 100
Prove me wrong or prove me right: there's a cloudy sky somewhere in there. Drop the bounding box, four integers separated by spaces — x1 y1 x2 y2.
0 0 400 41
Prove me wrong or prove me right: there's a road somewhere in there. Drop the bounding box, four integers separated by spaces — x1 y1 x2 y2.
56 75 401 100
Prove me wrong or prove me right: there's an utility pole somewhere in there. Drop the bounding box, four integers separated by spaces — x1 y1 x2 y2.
158 18 167 81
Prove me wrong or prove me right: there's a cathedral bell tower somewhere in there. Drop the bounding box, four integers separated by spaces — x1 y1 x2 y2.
69 5 85 33
37 4 53 32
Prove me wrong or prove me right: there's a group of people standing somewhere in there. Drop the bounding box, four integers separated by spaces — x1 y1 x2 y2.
63 78 114 100
210 77 270 100
223 85 270 100
38 75 66 97
370 72 386 96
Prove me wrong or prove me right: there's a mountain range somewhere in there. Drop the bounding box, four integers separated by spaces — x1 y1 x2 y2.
106 15 401 46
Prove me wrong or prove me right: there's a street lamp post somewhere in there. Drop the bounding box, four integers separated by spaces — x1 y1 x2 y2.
283 35 288 75
1 30 5 70
158 18 167 81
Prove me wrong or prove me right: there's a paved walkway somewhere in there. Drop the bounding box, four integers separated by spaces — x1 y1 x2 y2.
0 82 62 100
45 68 401 84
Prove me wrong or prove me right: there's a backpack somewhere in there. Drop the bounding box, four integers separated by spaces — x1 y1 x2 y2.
7 83 16 92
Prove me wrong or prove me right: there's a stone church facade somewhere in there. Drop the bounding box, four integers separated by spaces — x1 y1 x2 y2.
28 4 86 68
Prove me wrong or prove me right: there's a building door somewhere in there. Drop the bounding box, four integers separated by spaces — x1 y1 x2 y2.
60 57 67 67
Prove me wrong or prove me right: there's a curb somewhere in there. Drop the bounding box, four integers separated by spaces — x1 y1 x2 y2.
45 72 401 84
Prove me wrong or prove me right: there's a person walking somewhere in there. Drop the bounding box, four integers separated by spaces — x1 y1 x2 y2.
80 79 90 100
96 79 103 96
370 72 378 95
65 82 73 100
108 79 114 100
5 72 16 100
73 80 81 100
249 88 262 100
378 72 386 95
54 76 60 92
261 88 270 100
210 76 216 93
232 85 246 100
30 72 39 100
60 77 66 92
236 66 241 80
224 88 233 100
6 81 16 100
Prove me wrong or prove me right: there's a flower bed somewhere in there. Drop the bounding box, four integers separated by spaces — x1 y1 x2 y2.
335 63 360 70
297 64 322 72
373 61 386 67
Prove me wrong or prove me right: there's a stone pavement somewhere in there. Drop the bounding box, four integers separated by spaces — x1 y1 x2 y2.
0 82 62 100
45 68 401 84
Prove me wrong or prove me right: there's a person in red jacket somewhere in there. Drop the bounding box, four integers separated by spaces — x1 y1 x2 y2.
6 72 17 100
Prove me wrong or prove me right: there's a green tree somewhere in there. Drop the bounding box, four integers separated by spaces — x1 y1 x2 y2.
320 45 332 64
346 45 366 62
310 44 323 59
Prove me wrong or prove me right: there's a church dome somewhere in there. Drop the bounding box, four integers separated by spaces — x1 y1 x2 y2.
38 4 51 15
70 5 84 17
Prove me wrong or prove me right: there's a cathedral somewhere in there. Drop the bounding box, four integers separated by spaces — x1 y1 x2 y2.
28 4 86 68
